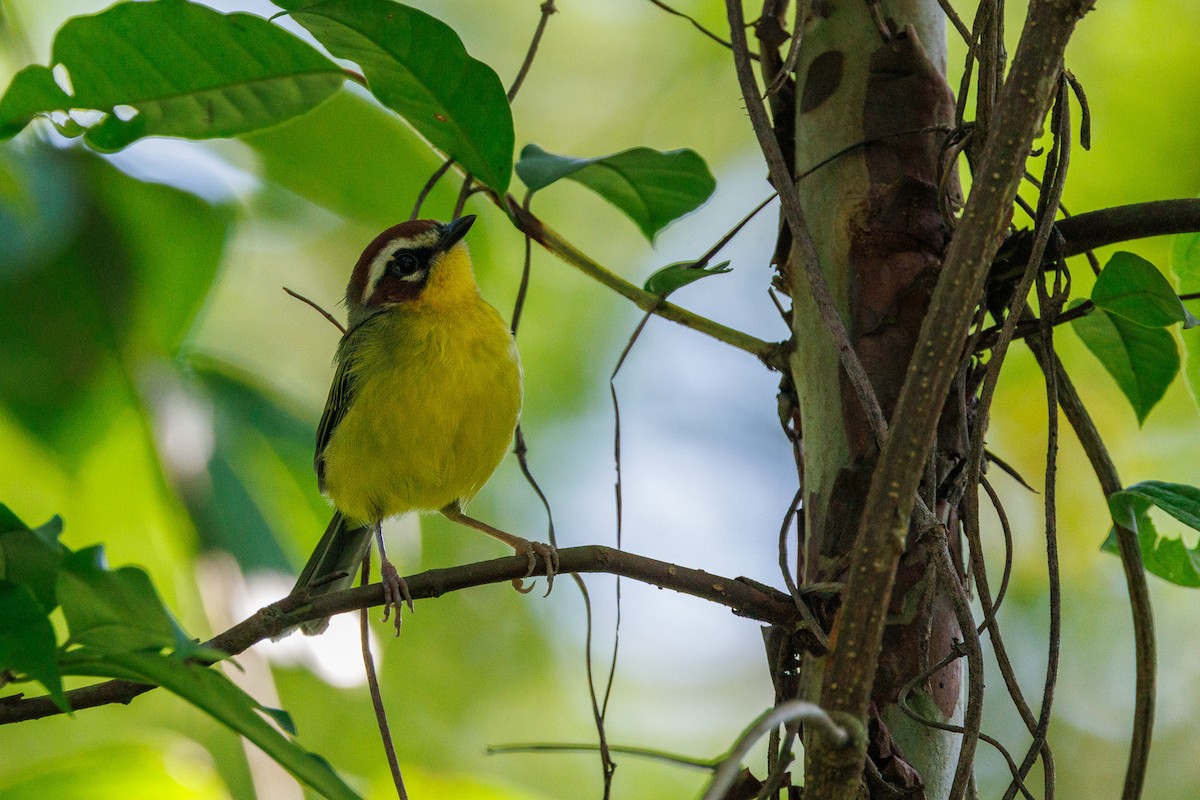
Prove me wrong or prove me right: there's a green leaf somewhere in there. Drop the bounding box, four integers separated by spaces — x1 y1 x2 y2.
0 520 67 611
0 0 344 150
516 144 717 240
1070 300 1178 424
1104 482 1200 587
0 581 68 711
57 547 195 655
60 650 361 800
643 260 732 297
1091 251 1198 328
290 0 513 193
246 91 453 230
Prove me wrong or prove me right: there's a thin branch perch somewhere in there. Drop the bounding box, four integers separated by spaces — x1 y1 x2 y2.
0 546 809 726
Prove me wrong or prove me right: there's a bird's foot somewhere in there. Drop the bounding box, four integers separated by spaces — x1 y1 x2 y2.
379 559 414 636
511 540 560 597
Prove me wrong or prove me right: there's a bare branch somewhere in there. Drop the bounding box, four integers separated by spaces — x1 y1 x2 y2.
0 546 808 726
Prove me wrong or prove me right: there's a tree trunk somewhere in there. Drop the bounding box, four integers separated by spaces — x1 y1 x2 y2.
784 2 965 797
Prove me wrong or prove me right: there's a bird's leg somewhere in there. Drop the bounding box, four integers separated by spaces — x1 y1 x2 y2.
373 521 413 635
440 505 559 595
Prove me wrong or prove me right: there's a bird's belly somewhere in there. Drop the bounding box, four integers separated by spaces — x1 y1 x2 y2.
321 316 520 524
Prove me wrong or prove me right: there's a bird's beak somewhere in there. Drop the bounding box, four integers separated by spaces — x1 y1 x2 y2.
439 215 476 251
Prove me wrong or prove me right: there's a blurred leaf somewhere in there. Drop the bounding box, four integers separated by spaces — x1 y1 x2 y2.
246 91 452 228
177 357 328 571
1091 251 1198 328
1104 482 1200 587
0 148 231 455
0 0 344 150
0 517 66 610
61 650 361 800
0 743 226 800
0 503 27 534
644 260 732 297
290 0 513 192
515 144 716 240
0 580 67 711
1172 230 1200 290
1171 230 1200 410
0 131 84 279
57 546 195 655
0 154 129 452
1070 300 1178 424
93 169 235 354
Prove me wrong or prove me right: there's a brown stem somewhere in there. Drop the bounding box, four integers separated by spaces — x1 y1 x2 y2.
359 553 408 800
507 1 556 102
0 546 810 726
994 198 1200 277
1027 341 1155 800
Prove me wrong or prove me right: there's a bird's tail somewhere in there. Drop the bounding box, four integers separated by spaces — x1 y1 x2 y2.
283 511 373 637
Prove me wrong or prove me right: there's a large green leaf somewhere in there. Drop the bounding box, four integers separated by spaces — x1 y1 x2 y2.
290 0 514 193
0 0 343 150
245 91 453 229
1091 250 1198 328
61 650 361 800
1104 482 1200 587
0 581 67 712
1070 300 1178 424
57 547 195 655
516 144 716 240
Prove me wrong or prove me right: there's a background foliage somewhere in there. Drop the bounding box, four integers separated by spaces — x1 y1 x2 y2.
1 1 1199 798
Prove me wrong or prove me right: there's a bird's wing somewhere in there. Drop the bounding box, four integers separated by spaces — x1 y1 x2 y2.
315 341 358 493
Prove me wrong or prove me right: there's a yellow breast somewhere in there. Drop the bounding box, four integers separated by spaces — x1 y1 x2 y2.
320 293 522 525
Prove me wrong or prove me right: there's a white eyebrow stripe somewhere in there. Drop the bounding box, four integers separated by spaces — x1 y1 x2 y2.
364 240 405 303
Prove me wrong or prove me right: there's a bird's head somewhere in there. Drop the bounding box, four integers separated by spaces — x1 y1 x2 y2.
346 215 478 324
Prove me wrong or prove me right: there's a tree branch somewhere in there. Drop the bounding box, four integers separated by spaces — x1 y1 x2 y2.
993 198 1200 280
806 1 1094 797
0 546 811 726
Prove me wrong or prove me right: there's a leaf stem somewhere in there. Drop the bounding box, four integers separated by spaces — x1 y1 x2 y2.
501 196 786 370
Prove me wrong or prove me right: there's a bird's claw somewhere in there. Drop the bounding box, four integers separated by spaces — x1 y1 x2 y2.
510 541 560 597
379 560 413 636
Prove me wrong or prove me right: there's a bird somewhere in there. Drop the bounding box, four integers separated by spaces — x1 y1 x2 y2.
288 214 558 635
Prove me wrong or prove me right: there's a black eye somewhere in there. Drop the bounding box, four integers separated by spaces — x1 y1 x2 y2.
389 252 421 276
